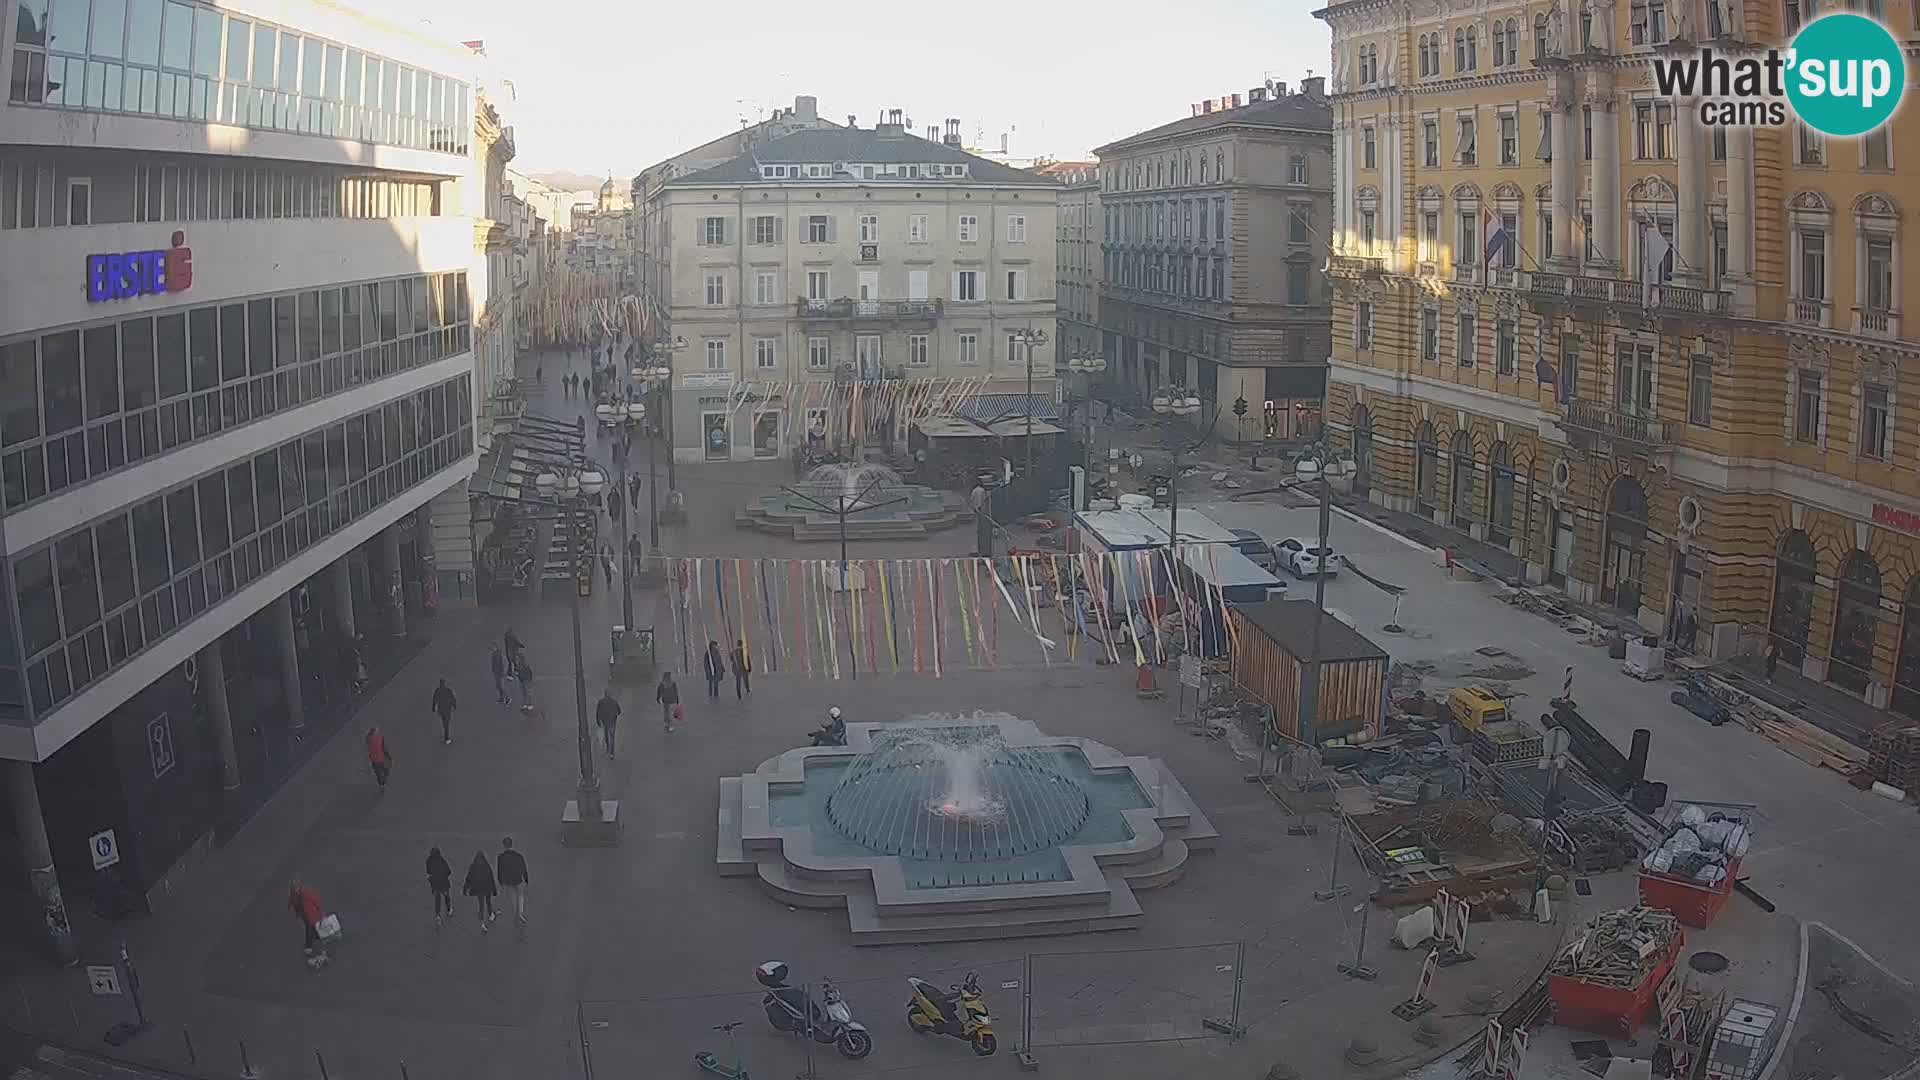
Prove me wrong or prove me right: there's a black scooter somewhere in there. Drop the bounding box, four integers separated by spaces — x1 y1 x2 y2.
756 962 872 1059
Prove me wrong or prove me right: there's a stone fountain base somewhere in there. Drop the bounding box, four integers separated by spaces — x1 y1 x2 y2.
733 492 969 541
716 717 1218 944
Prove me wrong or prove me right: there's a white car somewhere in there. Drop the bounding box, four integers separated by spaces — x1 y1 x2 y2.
1274 537 1338 579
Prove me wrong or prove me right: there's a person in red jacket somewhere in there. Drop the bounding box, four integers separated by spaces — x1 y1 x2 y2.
288 878 323 951
366 726 392 790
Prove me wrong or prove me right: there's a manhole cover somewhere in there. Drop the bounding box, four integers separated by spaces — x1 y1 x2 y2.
1690 951 1729 973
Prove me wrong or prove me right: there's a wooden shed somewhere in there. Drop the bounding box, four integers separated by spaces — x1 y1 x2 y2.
1229 600 1390 744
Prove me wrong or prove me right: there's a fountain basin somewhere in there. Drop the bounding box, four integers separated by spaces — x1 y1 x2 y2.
735 464 968 540
717 714 1218 943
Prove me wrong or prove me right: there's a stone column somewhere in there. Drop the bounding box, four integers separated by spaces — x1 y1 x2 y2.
1726 123 1754 280
329 559 355 641
1332 118 1348 252
199 642 239 791
1549 74 1578 268
380 524 406 638
1675 100 1708 284
7 760 76 965
1589 78 1621 271
272 593 306 735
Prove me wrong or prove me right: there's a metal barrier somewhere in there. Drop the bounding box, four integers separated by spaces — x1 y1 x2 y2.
1020 941 1247 1060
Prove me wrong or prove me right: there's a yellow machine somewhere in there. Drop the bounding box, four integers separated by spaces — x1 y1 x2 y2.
906 971 996 1056
1447 686 1509 733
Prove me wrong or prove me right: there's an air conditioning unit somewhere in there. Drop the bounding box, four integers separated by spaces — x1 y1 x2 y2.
832 161 850 174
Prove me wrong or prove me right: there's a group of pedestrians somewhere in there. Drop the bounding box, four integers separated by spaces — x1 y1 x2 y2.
423 840 530 931
700 640 752 700
560 371 585 399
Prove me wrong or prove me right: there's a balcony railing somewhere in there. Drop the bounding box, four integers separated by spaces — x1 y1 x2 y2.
1561 401 1677 449
1328 254 1386 278
1790 297 1830 326
1527 272 1729 315
1452 262 1480 284
1486 267 1519 288
796 299 944 320
1854 305 1901 338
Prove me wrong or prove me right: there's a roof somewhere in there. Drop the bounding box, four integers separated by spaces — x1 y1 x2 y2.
1095 93 1331 155
914 416 1066 439
952 393 1059 423
1232 599 1389 664
667 127 1054 187
1074 508 1241 550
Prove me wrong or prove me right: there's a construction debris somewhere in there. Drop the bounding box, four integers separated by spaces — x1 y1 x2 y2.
1553 908 1684 990
1741 703 1870 774
1868 722 1920 793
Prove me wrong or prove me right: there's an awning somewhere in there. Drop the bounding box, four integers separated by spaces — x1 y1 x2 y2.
950 393 1059 422
469 413 594 503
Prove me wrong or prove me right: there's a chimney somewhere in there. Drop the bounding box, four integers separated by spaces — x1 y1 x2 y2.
943 118 962 147
1249 86 1268 102
999 132 1009 155
1300 75 1326 98
927 125 939 141
1202 100 1215 114
793 95 817 121
1230 92 1242 108
1272 80 1288 96
1191 103 1203 117
878 108 906 138
847 114 857 128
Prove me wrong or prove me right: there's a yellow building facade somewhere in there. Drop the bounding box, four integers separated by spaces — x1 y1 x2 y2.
1317 0 1920 715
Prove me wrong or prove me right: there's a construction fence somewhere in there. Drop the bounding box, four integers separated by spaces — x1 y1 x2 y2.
577 942 1248 1078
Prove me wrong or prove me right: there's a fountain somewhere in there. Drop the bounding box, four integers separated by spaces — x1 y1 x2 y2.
735 462 967 541
717 712 1219 943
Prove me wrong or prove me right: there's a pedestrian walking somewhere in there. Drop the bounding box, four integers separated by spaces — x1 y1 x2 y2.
504 627 525 664
431 678 457 744
496 837 530 926
703 641 725 701
366 726 392 790
490 644 510 704
426 847 453 922
1764 642 1780 682
628 472 642 510
656 670 681 731
731 641 752 699
288 877 324 952
600 545 615 589
514 650 535 707
462 850 497 929
595 688 621 757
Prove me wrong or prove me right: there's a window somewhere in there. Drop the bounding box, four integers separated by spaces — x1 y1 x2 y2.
805 214 830 243
1421 309 1439 361
1866 235 1894 311
858 214 878 242
1794 370 1823 442
1583 211 1596 261
751 215 778 245
1456 212 1478 267
956 333 979 365
1497 212 1518 269
1500 114 1518 164
701 215 726 246
1633 102 1675 159
1493 18 1509 64
1005 269 1027 301
807 336 830 369
65 177 91 226
1540 209 1556 260
703 271 725 306
1688 357 1714 426
754 270 777 306
1420 211 1440 260
1457 312 1477 367
1291 154 1308 184
1861 384 1891 460
909 334 929 365
1287 265 1309 305
1362 127 1376 169
807 270 830 301
1712 125 1727 161
1630 0 1668 45
1583 106 1593 160
1561 340 1581 401
1361 210 1377 252
1356 301 1374 349
1289 206 1310 243
1214 198 1225 238
909 213 928 241
1797 123 1823 165
1784 0 1804 33
749 337 776 370
1615 341 1656 417
703 339 726 371
1864 129 1891 169
1006 334 1029 369
1496 320 1516 374
955 270 980 301
1713 222 1729 283
1007 214 1027 242
1799 229 1826 299
1457 116 1477 165
957 215 978 242
1423 120 1439 166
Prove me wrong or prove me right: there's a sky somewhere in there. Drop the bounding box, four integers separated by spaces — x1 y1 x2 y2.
411 0 1332 179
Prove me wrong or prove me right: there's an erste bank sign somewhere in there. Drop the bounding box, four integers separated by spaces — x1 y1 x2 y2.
86 231 194 303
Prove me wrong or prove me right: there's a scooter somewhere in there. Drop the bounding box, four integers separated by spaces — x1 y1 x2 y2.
906 971 997 1056
756 961 873 1059
693 1021 751 1078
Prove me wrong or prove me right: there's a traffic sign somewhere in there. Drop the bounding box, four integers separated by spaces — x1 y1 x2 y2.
89 829 119 871
86 965 121 996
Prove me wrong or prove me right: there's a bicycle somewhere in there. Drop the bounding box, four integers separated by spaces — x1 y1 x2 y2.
693 1021 750 1078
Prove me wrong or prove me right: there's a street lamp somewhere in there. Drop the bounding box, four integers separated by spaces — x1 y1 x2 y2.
597 400 649 631
632 364 672 552
1152 391 1203 600
1065 349 1108 500
1009 327 1050 482
538 465 620 846
648 336 688 502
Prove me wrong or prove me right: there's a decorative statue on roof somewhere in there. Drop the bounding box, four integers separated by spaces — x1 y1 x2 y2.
1546 0 1568 57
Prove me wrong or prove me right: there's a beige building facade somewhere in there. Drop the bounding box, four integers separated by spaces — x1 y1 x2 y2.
1038 162 1102 361
656 115 1058 462
1319 0 1920 714
1095 83 1333 442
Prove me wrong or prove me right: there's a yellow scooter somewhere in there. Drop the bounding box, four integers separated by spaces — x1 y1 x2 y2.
905 971 996 1056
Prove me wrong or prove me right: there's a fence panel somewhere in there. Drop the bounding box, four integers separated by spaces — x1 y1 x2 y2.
1024 941 1245 1053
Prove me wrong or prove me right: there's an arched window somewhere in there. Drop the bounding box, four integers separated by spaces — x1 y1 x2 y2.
1602 476 1650 613
1418 34 1430 76
1487 440 1515 543
1455 27 1467 70
1350 404 1374 495
1449 429 1476 527
1770 530 1817 665
1830 550 1884 693
1466 26 1478 69
1493 19 1508 64
1415 421 1439 511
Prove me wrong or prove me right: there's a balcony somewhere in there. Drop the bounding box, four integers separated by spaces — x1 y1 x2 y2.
1452 262 1480 285
1328 254 1386 279
1526 272 1730 316
1486 267 1519 289
1854 305 1902 338
1561 401 1677 451
1791 297 1830 327
796 299 943 322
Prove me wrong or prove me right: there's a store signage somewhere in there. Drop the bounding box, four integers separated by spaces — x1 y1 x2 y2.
1872 502 1920 535
681 372 735 390
86 231 194 303
697 392 785 406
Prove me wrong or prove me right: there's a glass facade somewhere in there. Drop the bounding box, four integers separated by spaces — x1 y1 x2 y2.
0 270 471 511
2 372 474 722
9 0 472 156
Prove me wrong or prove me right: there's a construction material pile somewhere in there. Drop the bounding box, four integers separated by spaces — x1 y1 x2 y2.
1641 803 1750 886
1553 908 1684 989
1868 722 1920 793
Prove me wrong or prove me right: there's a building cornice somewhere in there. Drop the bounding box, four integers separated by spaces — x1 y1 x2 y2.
1096 122 1331 158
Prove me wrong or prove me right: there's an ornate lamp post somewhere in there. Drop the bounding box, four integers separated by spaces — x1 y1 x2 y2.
631 364 672 553
537 465 621 846
647 335 688 519
1065 349 1108 494
1009 327 1051 481
1151 389 1202 574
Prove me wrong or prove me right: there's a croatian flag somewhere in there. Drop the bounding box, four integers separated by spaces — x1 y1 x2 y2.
1482 206 1511 266
1535 354 1560 403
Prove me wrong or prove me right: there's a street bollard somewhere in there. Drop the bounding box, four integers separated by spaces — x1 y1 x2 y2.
239 1039 259 1080
182 1027 197 1066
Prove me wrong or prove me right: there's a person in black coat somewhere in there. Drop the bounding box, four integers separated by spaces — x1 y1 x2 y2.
703 641 725 701
496 837 530 926
462 851 497 928
426 847 453 922
594 688 622 757
656 671 680 731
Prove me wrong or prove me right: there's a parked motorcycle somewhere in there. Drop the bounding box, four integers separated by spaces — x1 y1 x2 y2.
906 971 996 1056
756 961 873 1059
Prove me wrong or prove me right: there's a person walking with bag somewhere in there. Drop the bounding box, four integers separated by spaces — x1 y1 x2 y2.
595 688 621 757
288 877 324 953
426 847 453 923
702 641 725 701
462 850 497 930
656 670 681 732
730 641 752 699
366 726 392 791
490 644 510 705
496 838 530 926
431 678 458 745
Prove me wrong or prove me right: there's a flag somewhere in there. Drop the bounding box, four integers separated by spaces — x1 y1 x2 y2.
1535 355 1560 403
1481 206 1511 266
1640 219 1673 284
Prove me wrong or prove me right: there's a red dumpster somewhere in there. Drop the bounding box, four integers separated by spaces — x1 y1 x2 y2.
1639 856 1741 929
1549 927 1685 1037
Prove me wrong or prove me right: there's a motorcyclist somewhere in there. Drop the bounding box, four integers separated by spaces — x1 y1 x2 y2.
810 706 846 746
